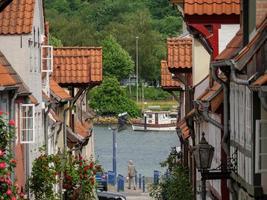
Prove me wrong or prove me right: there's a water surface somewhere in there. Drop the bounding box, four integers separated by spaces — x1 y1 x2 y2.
94 126 179 177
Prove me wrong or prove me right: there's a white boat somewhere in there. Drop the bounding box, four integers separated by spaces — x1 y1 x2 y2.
132 111 177 131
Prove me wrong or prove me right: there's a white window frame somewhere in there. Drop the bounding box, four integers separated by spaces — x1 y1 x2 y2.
255 120 267 173
20 104 35 144
41 45 53 73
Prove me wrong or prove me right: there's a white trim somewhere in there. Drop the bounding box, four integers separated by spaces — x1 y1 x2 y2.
20 104 35 144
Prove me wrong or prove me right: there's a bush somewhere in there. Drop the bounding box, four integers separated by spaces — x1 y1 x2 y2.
149 154 193 200
88 77 140 117
123 86 172 101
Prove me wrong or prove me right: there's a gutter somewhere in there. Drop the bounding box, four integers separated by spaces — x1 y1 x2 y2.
196 100 223 130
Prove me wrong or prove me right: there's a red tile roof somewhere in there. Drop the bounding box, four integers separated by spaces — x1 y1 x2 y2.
184 0 240 16
0 0 12 12
167 37 192 72
74 120 90 138
198 82 223 112
0 0 35 34
234 16 267 70
256 0 267 26
0 63 16 86
50 78 72 102
215 29 242 61
177 119 190 140
160 60 182 90
28 95 38 105
53 47 102 86
0 51 29 94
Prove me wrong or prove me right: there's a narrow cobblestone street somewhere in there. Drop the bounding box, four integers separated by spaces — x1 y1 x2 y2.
121 188 152 200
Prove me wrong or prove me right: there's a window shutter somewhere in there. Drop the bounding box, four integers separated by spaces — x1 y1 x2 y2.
20 104 35 144
255 120 267 173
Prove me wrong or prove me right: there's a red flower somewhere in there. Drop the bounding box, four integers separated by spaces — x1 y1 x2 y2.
11 197 16 200
0 162 6 169
0 150 4 157
0 111 3 116
10 159 16 164
89 162 94 169
9 119 15 126
90 177 95 185
6 189 12 196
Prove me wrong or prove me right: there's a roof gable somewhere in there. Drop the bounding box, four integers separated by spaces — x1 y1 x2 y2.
0 0 35 35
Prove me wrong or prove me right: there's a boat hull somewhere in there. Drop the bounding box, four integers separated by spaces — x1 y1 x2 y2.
132 124 176 131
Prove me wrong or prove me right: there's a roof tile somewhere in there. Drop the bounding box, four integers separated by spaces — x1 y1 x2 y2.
52 47 102 86
167 36 192 72
0 0 35 35
160 60 182 90
177 119 190 140
74 120 90 138
0 63 16 86
184 0 240 16
50 78 72 101
198 82 224 112
215 29 243 60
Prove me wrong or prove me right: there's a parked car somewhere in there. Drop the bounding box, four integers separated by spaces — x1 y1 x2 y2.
96 171 108 191
97 191 127 200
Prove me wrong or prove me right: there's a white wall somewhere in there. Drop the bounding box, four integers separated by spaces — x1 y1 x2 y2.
0 0 45 173
218 25 240 54
192 38 210 87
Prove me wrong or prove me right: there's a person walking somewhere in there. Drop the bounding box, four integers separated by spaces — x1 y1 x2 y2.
128 160 136 190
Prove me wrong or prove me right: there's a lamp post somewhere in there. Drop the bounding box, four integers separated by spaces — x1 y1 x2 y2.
136 36 139 103
111 112 128 180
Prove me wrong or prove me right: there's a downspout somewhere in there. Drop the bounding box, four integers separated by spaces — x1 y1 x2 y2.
196 100 223 130
211 59 250 155
44 103 52 155
211 62 230 156
259 86 267 111
10 89 18 183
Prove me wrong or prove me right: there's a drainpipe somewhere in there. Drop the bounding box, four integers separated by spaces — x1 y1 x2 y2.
212 59 250 155
44 103 52 155
196 100 223 130
10 89 18 183
211 62 230 157
259 86 267 111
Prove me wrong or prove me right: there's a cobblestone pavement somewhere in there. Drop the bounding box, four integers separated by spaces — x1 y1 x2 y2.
121 188 153 200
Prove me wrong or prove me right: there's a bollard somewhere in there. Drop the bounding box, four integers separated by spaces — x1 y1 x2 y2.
139 174 141 189
153 170 160 184
142 176 145 193
135 174 138 188
117 174 124 192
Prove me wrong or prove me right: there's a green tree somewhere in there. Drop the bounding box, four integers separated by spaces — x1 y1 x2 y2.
149 154 193 200
102 36 134 81
88 77 140 117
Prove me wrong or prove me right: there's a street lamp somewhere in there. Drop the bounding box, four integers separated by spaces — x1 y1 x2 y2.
193 132 236 200
111 112 128 179
193 132 214 170
193 132 214 200
136 36 139 103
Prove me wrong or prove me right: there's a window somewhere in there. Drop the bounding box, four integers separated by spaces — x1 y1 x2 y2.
255 120 267 173
20 104 35 143
41 45 53 73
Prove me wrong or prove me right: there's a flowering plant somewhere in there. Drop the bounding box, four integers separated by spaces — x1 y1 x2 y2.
29 150 100 200
0 112 23 200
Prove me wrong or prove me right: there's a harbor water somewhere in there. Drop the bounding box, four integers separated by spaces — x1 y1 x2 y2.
94 125 180 177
